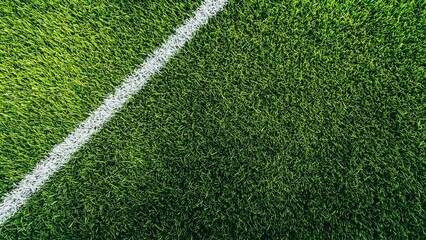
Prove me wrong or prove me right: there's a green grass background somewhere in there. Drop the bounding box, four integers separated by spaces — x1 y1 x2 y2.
1 0 426 239
0 0 201 197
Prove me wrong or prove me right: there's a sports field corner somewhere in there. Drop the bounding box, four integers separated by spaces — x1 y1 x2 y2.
0 0 425 239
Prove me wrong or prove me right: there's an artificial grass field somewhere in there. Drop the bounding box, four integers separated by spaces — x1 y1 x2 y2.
0 0 200 197
1 0 425 239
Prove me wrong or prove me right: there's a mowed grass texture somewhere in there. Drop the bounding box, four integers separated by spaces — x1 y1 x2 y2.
1 0 426 239
0 0 201 197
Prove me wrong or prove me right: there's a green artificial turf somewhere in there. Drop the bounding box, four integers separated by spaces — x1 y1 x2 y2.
1 0 426 239
0 0 201 197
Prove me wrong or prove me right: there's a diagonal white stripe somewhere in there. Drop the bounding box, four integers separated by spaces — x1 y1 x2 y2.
0 0 228 225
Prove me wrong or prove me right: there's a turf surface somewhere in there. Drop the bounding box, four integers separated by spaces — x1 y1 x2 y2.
0 0 201 197
1 0 425 239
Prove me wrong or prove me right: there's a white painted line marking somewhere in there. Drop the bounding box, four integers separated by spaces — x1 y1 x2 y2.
0 0 228 225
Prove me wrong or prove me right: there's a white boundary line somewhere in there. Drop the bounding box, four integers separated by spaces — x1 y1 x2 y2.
0 0 228 225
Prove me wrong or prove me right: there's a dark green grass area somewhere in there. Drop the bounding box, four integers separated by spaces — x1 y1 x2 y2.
0 0 201 196
1 0 426 238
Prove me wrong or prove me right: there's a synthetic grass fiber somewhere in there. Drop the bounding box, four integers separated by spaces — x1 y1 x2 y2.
1 0 425 239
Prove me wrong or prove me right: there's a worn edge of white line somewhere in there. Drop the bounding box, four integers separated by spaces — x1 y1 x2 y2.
0 0 228 225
